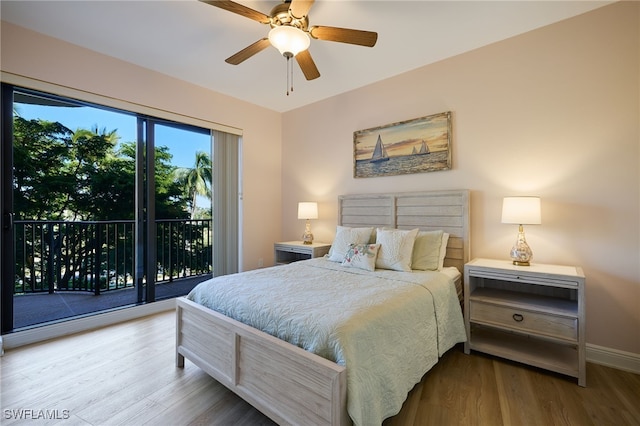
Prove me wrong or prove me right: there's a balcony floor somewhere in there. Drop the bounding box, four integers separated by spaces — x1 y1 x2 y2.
12 275 210 330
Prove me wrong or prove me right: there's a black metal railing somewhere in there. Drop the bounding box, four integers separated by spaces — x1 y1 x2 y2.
156 219 212 283
14 219 212 295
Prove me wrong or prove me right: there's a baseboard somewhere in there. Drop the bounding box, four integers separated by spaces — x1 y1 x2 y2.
586 343 640 374
1 298 176 352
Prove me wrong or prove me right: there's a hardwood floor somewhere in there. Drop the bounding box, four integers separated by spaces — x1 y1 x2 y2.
1 310 638 425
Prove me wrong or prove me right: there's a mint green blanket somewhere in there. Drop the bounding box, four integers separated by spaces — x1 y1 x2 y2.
187 257 466 425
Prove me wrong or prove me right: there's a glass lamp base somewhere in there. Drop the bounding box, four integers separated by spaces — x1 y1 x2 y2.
509 226 533 266
302 220 313 245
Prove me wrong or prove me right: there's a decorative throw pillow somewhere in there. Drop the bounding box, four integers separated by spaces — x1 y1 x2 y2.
342 243 380 272
412 230 444 271
327 226 374 262
375 228 419 272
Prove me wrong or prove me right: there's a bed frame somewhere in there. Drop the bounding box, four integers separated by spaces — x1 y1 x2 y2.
176 189 470 425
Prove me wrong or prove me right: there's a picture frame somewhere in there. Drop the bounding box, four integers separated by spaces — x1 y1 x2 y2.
353 111 452 178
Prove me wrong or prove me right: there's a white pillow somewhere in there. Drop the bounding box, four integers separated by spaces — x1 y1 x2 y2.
439 233 449 270
327 226 374 262
342 243 380 272
412 230 444 271
375 228 419 272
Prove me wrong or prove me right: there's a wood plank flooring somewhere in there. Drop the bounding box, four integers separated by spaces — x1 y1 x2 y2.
1 310 638 425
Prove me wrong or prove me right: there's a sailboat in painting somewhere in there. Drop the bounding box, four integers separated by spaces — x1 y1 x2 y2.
415 140 430 155
370 134 389 163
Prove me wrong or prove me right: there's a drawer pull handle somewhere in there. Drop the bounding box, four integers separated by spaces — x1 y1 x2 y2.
512 313 524 322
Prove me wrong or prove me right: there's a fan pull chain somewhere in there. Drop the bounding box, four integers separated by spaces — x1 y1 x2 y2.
285 52 294 96
290 56 294 94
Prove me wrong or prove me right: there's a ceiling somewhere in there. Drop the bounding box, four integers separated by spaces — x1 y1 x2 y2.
1 1 611 113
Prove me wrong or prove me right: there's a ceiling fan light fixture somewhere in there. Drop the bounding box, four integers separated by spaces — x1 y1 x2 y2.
268 25 310 56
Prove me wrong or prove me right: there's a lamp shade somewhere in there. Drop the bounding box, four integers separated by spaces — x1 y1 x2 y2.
501 197 541 225
297 202 318 220
268 26 310 56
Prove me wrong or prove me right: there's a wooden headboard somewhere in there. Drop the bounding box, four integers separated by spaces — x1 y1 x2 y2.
338 190 470 274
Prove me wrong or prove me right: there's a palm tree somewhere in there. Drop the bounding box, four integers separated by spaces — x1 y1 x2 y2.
176 151 212 219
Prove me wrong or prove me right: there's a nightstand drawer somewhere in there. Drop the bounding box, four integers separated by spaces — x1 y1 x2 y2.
470 301 577 341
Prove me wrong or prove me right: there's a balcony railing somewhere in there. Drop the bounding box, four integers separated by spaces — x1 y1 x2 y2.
14 219 212 295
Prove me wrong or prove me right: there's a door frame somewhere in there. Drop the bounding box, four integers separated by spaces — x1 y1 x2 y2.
1 83 15 333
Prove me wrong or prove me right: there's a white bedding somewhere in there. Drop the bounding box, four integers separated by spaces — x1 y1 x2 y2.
186 257 466 425
441 266 463 303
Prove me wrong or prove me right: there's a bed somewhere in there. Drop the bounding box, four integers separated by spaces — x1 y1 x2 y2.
176 189 470 425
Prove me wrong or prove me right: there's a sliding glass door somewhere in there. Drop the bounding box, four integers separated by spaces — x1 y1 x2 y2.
149 120 214 301
1 85 218 332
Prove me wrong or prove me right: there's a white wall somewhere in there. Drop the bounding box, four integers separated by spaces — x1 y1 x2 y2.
281 2 639 355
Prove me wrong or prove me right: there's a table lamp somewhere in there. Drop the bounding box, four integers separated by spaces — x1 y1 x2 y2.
501 196 541 266
298 202 318 245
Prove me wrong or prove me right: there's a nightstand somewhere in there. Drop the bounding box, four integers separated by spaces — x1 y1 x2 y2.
464 258 586 386
274 241 331 265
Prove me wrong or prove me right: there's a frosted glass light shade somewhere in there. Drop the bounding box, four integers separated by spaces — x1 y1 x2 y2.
501 197 541 225
268 26 310 56
297 202 318 219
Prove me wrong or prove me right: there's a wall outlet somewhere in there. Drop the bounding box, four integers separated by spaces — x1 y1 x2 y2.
258 258 263 268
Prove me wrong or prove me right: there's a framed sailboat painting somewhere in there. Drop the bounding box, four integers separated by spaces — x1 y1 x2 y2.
353 111 452 178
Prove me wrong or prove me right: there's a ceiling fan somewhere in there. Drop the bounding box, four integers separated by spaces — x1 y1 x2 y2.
200 0 378 82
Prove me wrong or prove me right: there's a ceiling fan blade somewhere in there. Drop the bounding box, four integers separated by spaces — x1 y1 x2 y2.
225 38 271 65
289 0 315 19
309 26 378 47
199 0 270 24
295 50 320 81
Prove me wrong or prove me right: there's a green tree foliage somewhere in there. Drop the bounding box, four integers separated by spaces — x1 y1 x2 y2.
12 117 189 220
13 117 78 220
